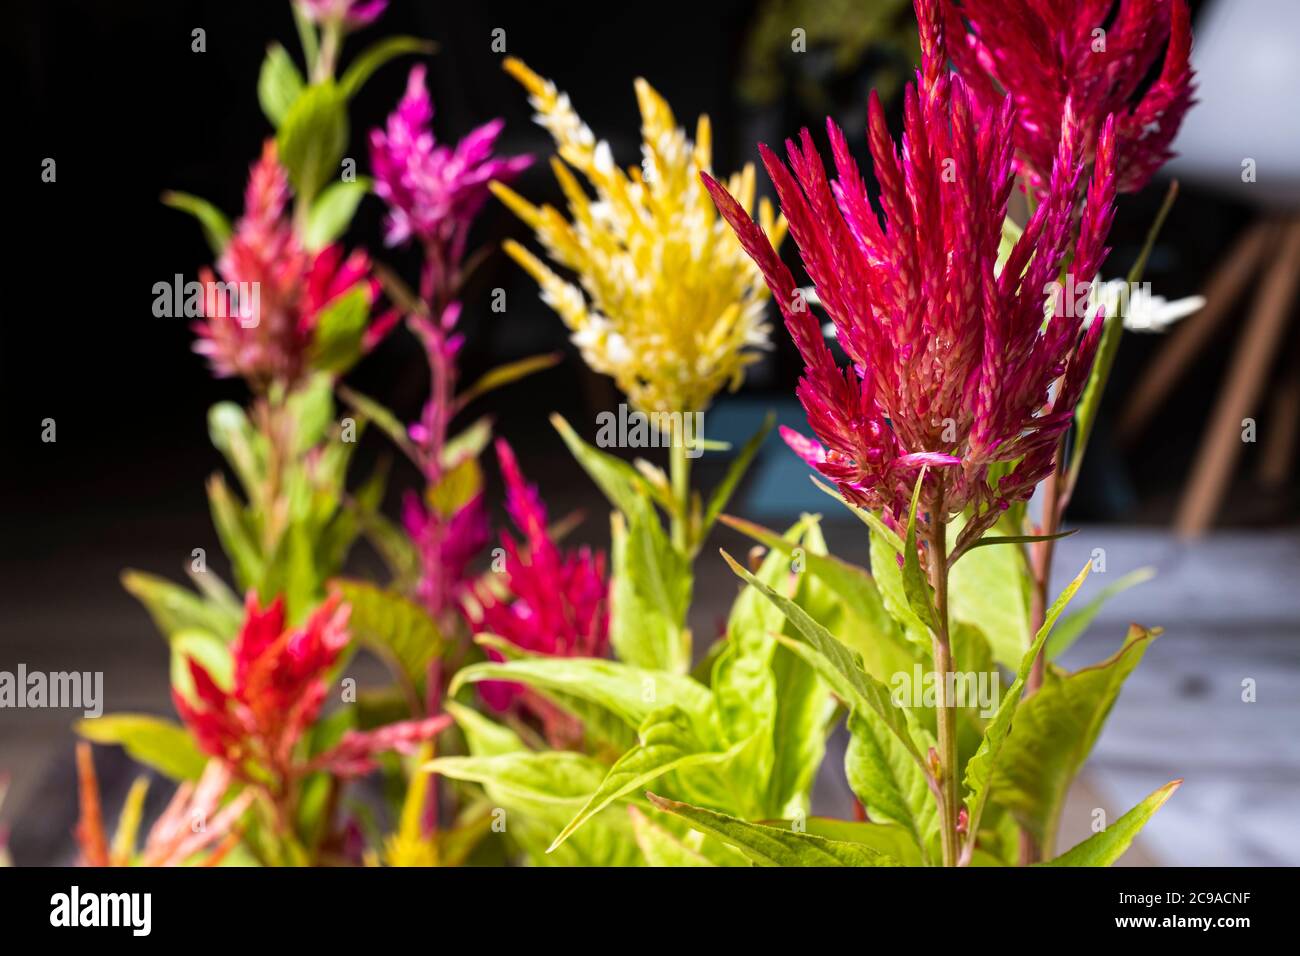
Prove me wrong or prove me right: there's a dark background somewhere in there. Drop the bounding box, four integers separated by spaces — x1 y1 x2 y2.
1 0 1296 864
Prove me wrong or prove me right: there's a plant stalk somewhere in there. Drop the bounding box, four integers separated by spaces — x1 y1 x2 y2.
928 508 960 867
669 423 691 555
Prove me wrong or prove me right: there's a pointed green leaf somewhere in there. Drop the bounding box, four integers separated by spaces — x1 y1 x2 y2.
304 178 371 251
76 715 207 782
121 570 241 642
845 709 937 863
257 42 304 127
1041 780 1181 867
276 80 348 204
993 625 1162 853
339 36 436 99
1047 567 1156 659
450 656 713 734
456 352 562 409
161 190 231 256
551 413 654 517
548 707 728 851
720 550 922 767
962 560 1092 853
646 794 898 866
332 579 442 685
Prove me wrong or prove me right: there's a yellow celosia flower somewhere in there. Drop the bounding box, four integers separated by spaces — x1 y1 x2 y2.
491 57 787 415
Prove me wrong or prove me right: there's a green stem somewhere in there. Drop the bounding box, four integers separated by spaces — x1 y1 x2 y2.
669 425 691 555
928 508 959 867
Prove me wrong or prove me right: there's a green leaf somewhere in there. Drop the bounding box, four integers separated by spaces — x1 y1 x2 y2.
339 36 436 99
868 524 931 651
551 413 653 517
444 701 525 757
257 42 305 127
646 794 898 866
548 707 730 851
900 471 937 631
961 560 1092 855
628 806 719 866
208 401 265 500
450 656 713 734
304 178 371 251
845 708 937 863
121 570 241 642
803 817 926 866
276 81 348 204
206 474 262 591
1041 780 1181 867
702 412 774 533
332 579 442 685
337 385 416 460
76 715 207 782
161 190 231 256
169 629 234 707
427 751 609 808
456 353 562 409
992 625 1161 854
309 286 371 375
608 504 692 673
963 528 1079 552
1047 567 1156 659
948 514 1032 669
719 550 922 767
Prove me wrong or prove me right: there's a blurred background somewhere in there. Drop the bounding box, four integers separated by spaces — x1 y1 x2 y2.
2 0 1297 865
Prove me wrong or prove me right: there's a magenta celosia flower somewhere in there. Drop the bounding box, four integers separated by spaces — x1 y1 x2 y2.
703 0 1116 541
299 0 388 29
370 66 532 304
399 303 492 624
470 439 609 721
943 0 1194 194
194 140 393 389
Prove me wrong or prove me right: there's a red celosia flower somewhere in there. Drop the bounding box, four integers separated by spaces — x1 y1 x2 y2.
193 140 394 389
174 591 447 787
469 439 609 722
173 592 351 782
943 0 1195 194
703 0 1116 541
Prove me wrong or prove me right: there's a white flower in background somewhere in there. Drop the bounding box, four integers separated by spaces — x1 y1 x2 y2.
1089 279 1205 333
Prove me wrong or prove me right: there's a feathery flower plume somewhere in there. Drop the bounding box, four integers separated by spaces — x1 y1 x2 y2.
370 65 532 308
492 58 787 414
943 0 1195 194
469 439 609 735
193 141 390 389
703 0 1117 542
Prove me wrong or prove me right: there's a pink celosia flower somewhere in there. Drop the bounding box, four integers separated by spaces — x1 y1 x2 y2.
299 0 388 29
173 591 445 785
703 0 1116 542
943 0 1194 194
193 140 393 389
469 439 609 725
370 66 532 304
